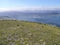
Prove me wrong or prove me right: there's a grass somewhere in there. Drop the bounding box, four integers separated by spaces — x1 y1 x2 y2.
0 20 60 45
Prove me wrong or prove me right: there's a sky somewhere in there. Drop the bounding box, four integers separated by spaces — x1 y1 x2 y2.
0 0 60 11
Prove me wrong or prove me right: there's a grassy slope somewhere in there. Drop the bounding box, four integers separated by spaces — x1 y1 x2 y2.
0 20 60 45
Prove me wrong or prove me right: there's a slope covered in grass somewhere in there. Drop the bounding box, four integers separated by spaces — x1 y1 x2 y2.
0 20 60 45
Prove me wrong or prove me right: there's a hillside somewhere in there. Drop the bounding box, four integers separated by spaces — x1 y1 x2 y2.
0 20 60 45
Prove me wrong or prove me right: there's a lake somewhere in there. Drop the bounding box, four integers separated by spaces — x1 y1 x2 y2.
11 14 60 27
0 13 60 27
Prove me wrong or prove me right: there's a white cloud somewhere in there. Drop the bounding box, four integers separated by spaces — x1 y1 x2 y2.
0 7 60 12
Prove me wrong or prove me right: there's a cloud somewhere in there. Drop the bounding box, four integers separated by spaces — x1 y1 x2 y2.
0 7 60 12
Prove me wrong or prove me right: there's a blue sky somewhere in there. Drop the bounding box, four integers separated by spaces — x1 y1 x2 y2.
0 0 60 11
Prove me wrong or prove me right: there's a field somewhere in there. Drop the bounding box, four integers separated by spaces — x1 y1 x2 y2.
0 20 60 45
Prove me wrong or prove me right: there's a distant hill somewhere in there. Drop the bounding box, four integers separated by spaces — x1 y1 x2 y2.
0 16 15 20
0 20 60 45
